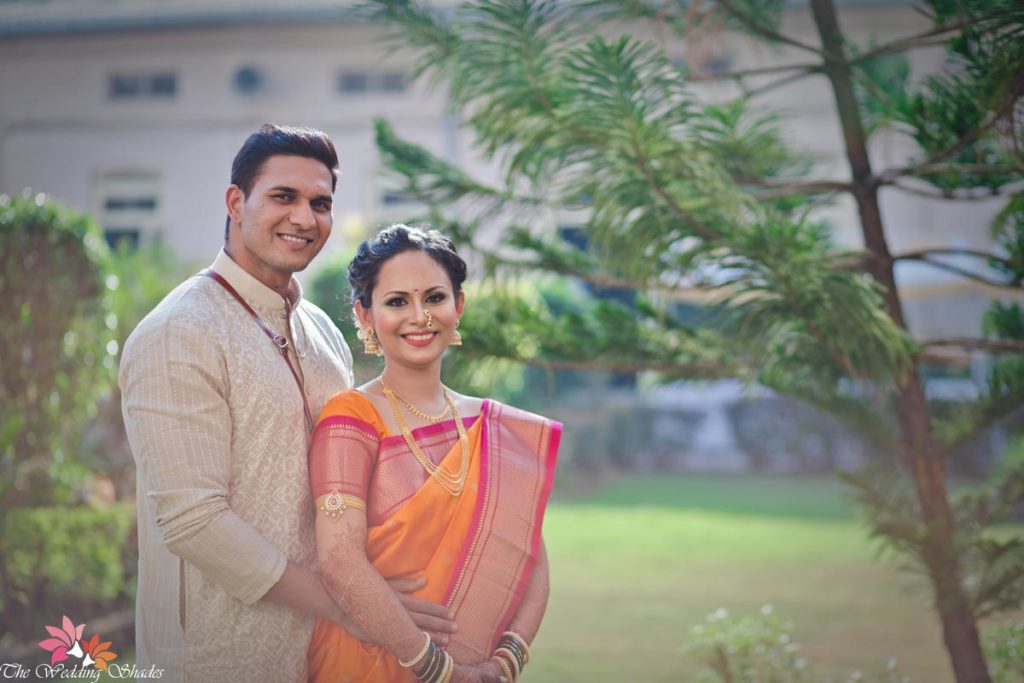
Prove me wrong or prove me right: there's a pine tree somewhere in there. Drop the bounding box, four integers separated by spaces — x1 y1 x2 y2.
364 1 1024 680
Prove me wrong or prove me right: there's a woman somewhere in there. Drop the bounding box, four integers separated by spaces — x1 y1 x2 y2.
307 225 560 683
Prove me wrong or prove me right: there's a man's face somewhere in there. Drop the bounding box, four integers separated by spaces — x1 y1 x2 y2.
225 154 334 291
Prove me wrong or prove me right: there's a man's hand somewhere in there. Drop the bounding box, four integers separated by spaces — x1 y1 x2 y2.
387 576 458 645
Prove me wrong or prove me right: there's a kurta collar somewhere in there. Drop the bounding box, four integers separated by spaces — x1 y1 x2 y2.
210 248 303 314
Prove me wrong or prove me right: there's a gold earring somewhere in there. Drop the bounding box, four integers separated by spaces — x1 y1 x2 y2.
450 319 463 346
357 326 382 356
425 310 434 329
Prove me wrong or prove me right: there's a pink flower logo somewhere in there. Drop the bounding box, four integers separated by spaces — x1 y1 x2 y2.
38 615 85 665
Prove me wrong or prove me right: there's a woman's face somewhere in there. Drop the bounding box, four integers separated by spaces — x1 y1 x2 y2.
355 249 464 370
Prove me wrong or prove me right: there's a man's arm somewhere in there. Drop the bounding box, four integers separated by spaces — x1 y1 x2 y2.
121 315 288 604
265 562 455 643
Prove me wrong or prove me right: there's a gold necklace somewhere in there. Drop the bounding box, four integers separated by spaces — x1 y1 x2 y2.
377 380 452 424
380 381 469 496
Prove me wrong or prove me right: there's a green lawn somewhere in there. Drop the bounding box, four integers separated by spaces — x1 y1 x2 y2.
529 473 1014 683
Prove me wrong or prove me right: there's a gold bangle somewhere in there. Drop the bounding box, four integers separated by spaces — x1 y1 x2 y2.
495 648 520 681
315 492 366 518
501 631 530 664
439 652 454 683
497 640 525 671
492 654 515 683
399 632 431 668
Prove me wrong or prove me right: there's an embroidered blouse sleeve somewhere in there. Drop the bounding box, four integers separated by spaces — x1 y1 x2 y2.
308 409 380 504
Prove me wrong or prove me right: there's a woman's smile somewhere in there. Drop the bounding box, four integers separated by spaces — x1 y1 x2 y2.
401 331 439 347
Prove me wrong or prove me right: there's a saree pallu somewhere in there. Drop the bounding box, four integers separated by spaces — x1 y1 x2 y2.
307 394 561 683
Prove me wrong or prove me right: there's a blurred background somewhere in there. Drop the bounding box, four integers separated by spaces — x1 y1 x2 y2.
1 1 1022 681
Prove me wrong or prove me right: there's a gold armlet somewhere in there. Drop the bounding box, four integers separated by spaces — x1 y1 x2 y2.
315 492 366 518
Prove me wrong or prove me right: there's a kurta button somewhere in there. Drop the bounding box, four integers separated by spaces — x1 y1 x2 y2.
280 312 287 319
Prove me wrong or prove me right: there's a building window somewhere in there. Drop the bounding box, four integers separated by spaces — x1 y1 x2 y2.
337 71 407 94
95 171 162 249
109 72 177 100
233 65 265 96
379 72 407 92
380 189 418 206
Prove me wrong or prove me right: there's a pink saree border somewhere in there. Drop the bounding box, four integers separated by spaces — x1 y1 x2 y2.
442 400 561 650
495 418 561 638
379 417 478 448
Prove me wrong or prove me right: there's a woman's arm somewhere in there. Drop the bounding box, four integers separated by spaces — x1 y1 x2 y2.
477 539 549 682
318 509 504 683
316 506 430 664
506 538 550 642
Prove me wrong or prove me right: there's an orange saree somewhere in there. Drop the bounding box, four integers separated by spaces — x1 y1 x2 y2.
307 390 560 683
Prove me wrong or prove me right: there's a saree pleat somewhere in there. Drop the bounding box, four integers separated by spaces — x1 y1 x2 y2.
307 393 560 683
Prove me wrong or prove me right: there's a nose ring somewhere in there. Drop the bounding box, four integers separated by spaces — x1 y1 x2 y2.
424 310 433 329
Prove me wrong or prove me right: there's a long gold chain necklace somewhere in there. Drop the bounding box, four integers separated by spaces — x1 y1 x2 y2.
379 379 469 496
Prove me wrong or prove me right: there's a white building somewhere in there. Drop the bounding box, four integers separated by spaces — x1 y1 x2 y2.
0 0 1017 347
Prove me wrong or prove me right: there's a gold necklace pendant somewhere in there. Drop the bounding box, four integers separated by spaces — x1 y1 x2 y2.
381 382 468 496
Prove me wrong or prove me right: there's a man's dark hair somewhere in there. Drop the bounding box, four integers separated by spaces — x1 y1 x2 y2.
224 123 340 239
348 224 467 308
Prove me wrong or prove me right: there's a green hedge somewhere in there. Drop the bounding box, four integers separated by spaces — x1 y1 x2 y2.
0 192 112 507
0 503 134 637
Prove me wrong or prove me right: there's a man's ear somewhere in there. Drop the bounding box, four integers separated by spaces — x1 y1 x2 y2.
225 185 245 227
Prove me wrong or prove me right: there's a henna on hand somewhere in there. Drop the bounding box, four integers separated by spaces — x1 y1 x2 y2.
319 522 424 661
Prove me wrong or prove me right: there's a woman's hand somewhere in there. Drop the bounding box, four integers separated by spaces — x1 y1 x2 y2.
450 660 508 683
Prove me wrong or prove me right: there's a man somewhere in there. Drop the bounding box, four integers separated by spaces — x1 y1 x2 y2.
120 124 452 682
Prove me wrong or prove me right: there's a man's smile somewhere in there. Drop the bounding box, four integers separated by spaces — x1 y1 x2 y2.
278 233 314 245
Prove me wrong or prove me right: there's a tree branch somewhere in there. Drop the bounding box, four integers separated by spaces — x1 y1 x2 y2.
894 254 1022 289
462 352 734 378
848 16 984 66
888 179 1024 201
627 115 722 241
715 0 827 57
738 176 854 199
435 218 670 292
701 61 821 81
507 256 650 291
894 248 1016 272
919 337 1024 355
743 68 821 99
876 95 1022 185
880 162 1023 183
915 163 1023 176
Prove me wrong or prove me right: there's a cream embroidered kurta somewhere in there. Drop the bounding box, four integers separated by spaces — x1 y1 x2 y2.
119 250 353 682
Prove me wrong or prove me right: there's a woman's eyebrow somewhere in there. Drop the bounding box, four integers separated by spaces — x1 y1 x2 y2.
382 285 449 296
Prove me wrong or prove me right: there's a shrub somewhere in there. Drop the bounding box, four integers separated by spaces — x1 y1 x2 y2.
686 606 909 683
983 622 1024 683
0 503 134 640
0 191 113 508
686 605 809 683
